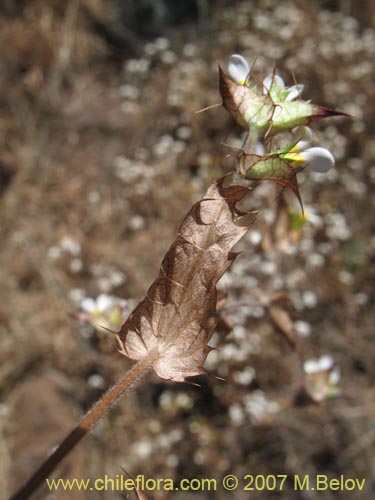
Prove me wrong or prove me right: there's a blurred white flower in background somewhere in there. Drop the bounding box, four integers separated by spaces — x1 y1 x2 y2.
304 355 341 401
76 293 130 333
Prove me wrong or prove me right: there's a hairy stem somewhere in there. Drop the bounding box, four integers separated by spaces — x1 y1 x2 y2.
10 351 157 500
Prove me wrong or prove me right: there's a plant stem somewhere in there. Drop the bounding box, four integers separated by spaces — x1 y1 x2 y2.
10 352 157 500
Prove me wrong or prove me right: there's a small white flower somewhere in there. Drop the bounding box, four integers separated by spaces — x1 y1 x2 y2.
262 73 304 101
154 37 170 51
59 236 81 256
294 320 311 338
119 84 140 100
227 54 250 85
301 203 323 227
285 135 335 173
47 246 62 260
304 356 340 401
304 355 334 374
69 258 83 273
96 293 114 312
229 404 245 425
233 366 256 385
80 294 114 314
88 374 105 389
284 127 335 173
248 229 262 245
68 288 86 303
302 290 318 308
132 440 153 459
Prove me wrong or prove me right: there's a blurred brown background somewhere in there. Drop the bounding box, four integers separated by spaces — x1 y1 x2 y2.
0 0 374 498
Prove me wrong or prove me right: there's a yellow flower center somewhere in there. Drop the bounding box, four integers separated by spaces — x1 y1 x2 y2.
283 151 305 164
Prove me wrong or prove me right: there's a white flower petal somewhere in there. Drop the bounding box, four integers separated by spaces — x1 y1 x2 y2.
302 147 335 173
285 83 304 101
228 54 250 84
262 74 273 93
293 126 313 151
263 73 285 93
81 297 97 313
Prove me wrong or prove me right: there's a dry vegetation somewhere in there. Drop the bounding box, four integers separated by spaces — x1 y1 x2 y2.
0 0 374 499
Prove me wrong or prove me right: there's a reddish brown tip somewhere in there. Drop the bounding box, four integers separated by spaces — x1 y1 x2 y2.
312 105 351 120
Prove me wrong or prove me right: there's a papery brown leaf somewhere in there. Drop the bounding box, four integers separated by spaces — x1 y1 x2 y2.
117 177 253 382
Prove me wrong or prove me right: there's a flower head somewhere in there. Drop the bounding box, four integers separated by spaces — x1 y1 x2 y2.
221 54 345 138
